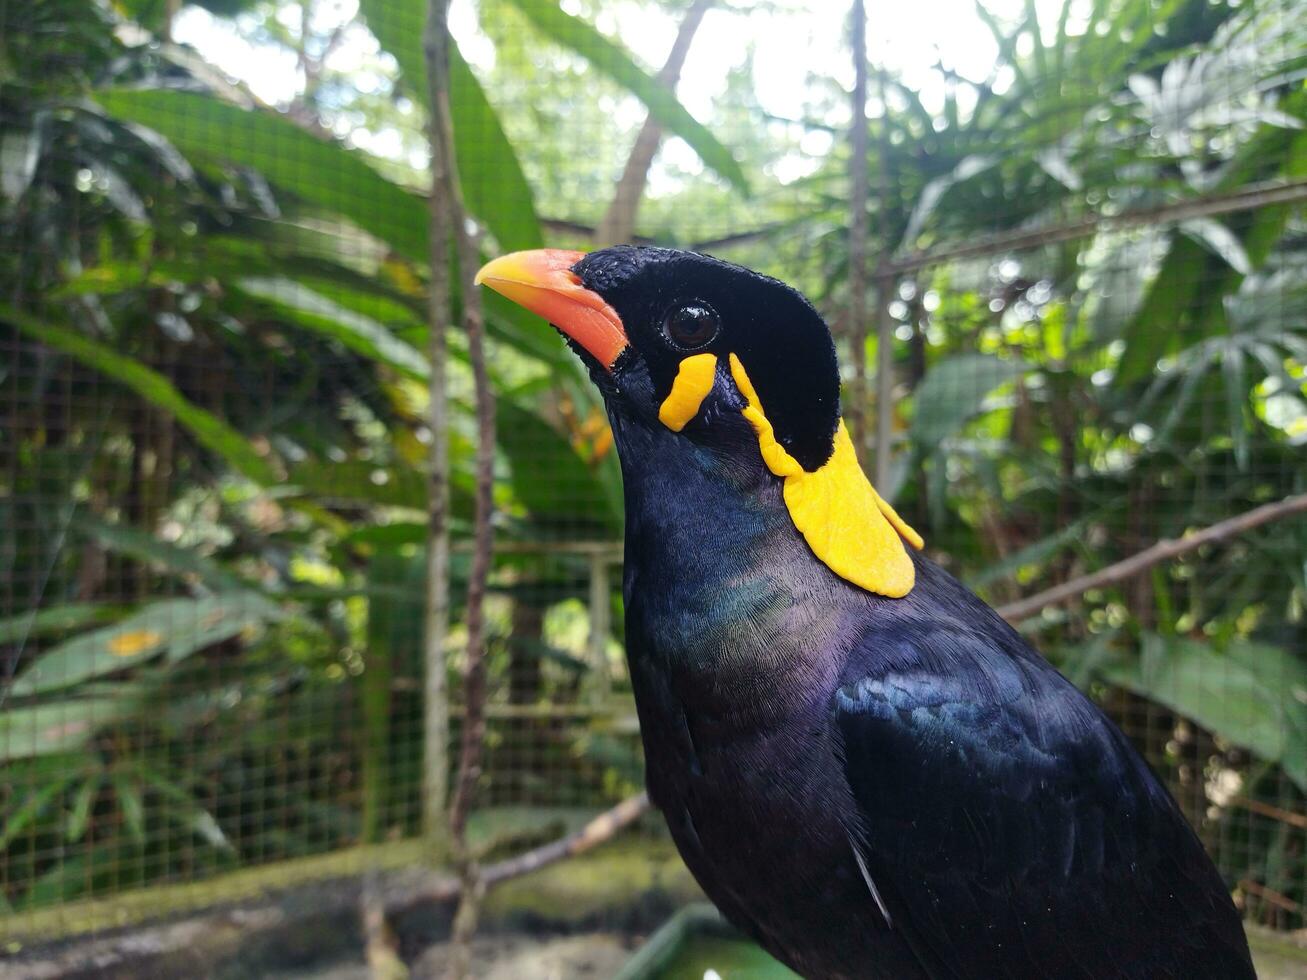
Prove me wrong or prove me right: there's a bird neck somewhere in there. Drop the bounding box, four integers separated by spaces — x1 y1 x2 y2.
617 420 857 722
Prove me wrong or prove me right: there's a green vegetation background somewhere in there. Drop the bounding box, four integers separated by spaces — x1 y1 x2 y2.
1 0 1304 933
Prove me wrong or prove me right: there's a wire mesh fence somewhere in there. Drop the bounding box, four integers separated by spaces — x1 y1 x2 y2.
1 0 1305 958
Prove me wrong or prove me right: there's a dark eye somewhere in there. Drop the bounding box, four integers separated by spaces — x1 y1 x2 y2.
662 301 720 351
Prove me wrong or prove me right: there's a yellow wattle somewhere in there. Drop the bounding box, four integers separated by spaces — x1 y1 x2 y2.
658 352 719 432
728 353 922 598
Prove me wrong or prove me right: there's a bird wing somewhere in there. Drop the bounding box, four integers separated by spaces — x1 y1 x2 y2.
830 621 1254 980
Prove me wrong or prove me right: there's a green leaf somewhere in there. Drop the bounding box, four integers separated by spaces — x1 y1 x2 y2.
482 288 575 366
1117 98 1307 383
1 304 277 485
1022 0 1049 83
94 89 429 262
900 154 995 248
1103 634 1307 792
337 1 600 372
136 766 236 852
74 514 247 592
971 1 1030 98
1221 344 1249 471
357 0 543 252
0 128 41 203
0 699 132 761
184 807 235 852
10 593 281 697
0 772 82 849
112 773 146 846
1058 631 1120 690
235 277 429 379
447 51 546 251
1180 218 1252 276
287 459 429 510
505 0 748 194
0 604 123 645
969 518 1090 589
910 353 1025 450
337 523 429 551
497 401 618 527
66 773 104 842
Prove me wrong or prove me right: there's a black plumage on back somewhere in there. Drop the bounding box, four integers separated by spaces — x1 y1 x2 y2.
831 557 1254 979
476 245 1256 979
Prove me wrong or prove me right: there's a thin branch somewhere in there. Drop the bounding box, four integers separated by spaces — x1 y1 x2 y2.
997 493 1307 623
479 791 650 888
690 222 793 251
541 216 657 244
387 792 652 912
645 177 1307 261
423 0 493 854
537 215 789 252
1240 879 1302 915
595 0 715 246
888 177 1307 275
435 133 493 854
1231 796 1307 831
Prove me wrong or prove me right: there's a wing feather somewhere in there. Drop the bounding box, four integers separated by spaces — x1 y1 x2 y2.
830 620 1254 980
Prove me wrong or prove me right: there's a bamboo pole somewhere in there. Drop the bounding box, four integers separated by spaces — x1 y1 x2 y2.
997 493 1307 622
420 0 453 857
422 0 495 974
847 0 870 459
873 269 894 489
872 14 895 488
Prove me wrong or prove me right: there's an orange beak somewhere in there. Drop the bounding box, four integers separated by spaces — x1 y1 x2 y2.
474 250 629 370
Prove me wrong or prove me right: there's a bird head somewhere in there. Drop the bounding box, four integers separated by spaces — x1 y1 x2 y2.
476 245 923 598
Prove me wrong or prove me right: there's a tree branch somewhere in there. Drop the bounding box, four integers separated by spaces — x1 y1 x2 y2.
480 791 650 888
997 493 1307 623
888 177 1307 276
442 122 494 855
595 0 715 246
386 791 653 913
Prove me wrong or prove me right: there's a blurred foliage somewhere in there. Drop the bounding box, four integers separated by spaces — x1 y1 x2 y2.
0 0 1304 931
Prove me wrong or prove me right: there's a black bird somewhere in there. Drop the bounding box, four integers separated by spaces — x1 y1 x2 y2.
476 246 1256 979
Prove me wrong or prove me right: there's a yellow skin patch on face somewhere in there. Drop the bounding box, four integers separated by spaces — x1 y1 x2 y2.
728 353 923 598
658 352 719 432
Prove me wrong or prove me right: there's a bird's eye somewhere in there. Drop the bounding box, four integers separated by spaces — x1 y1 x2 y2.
662 301 720 351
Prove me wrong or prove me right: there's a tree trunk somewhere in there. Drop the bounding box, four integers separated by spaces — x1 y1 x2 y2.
162 0 181 43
